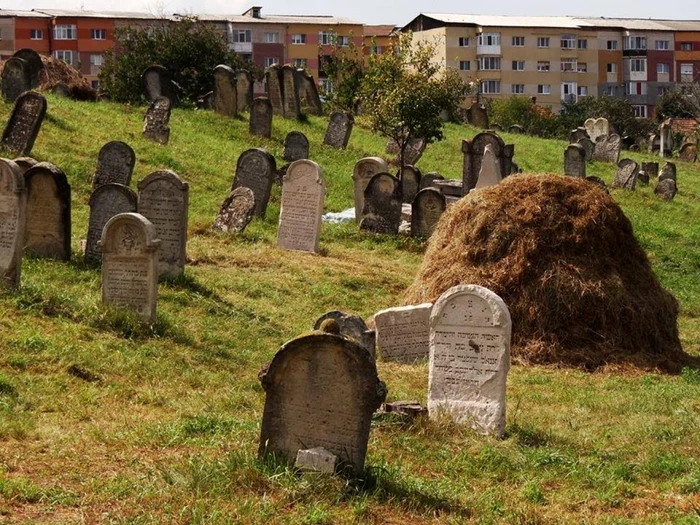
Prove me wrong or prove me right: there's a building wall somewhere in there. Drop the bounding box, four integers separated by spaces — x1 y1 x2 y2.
0 18 16 57
15 16 52 55
674 32 700 83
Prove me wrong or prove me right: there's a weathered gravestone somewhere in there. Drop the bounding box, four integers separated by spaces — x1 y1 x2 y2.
411 188 446 239
213 65 238 118
231 148 276 217
12 49 44 89
13 157 37 175
283 131 309 162
23 162 71 261
142 65 178 106
584 117 610 142
93 141 136 188
613 159 639 190
198 91 213 110
637 170 649 185
142 96 171 145
324 110 354 149
313 311 376 358
235 70 253 113
586 176 609 193
2 91 47 156
655 178 677 201
578 138 594 162
642 162 659 179
212 187 256 233
281 65 301 119
2 57 31 103
352 157 388 222
249 97 273 138
52 82 72 98
428 284 511 437
564 144 586 178
265 65 283 115
277 160 324 254
137 170 189 278
474 144 503 190
359 173 401 234
374 303 432 363
386 137 426 166
462 132 512 193
508 124 524 134
420 172 444 190
592 134 621 164
258 329 387 475
85 183 137 265
569 127 589 143
297 69 323 116
659 162 677 182
679 143 697 163
0 159 27 288
98 213 160 323
466 104 489 129
399 165 421 203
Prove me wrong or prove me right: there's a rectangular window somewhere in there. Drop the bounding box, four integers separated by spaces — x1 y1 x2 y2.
263 32 280 44
577 39 587 49
655 40 670 50
607 63 618 73
624 36 647 50
89 54 103 66
537 84 551 95
479 80 500 94
512 36 525 46
52 50 74 65
657 63 670 74
477 32 500 46
630 58 646 72
459 60 470 71
560 35 576 49
657 86 670 96
562 82 576 102
371 45 382 55
577 62 588 73
30 29 43 40
680 43 692 51
607 40 618 50
458 37 469 47
53 25 77 40
318 78 331 93
537 61 550 72
577 86 588 96
291 34 306 44
512 60 524 71
604 86 618 96
561 57 577 72
235 29 251 43
319 31 335 45
293 58 307 69
264 57 278 68
512 84 525 94
633 105 647 118
680 64 693 80
537 37 550 48
625 82 647 95
337 36 350 47
90 29 106 40
91 80 99 89
477 56 501 70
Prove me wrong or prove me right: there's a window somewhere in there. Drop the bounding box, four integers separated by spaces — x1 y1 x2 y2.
30 29 43 40
370 45 382 55
655 40 670 50
89 54 103 66
607 63 618 73
337 36 350 47
560 35 576 49
577 39 587 49
604 86 618 96
633 105 647 118
459 60 470 71
657 63 670 74
625 82 647 95
477 56 501 70
537 84 551 95
562 82 576 102
91 80 99 89
624 36 646 50
52 50 74 65
512 60 524 71
319 31 335 45
561 57 577 72
680 43 692 52
293 58 307 69
479 80 500 94
512 36 525 46
537 61 550 72
630 58 646 72
90 29 106 40
606 40 618 50
458 37 469 47
234 29 251 43
577 62 588 73
54 25 77 40
291 33 306 44
657 86 670 96
681 63 694 80
318 78 331 93
264 57 278 68
477 32 500 46
577 86 588 96
512 84 525 94
537 37 550 48
263 32 280 44
240 53 252 62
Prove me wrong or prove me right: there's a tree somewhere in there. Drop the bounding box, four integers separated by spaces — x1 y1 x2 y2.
558 96 655 139
319 33 365 112
655 89 698 121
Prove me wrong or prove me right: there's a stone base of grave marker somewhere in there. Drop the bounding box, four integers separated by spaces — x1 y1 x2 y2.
295 448 338 473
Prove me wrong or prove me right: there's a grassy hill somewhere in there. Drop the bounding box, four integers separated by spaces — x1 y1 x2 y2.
0 95 698 524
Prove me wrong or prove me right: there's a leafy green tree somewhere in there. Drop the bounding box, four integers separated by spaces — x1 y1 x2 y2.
489 96 562 138
559 96 655 139
655 89 697 121
319 33 365 112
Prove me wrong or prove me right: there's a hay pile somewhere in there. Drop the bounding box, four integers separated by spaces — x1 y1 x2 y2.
405 174 691 372
0 55 96 101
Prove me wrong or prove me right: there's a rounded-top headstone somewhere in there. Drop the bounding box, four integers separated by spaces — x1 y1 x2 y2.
213 186 256 233
12 49 44 88
2 57 31 103
93 141 136 188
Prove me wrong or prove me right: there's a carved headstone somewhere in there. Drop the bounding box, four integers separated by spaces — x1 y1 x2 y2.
142 65 178 106
474 144 502 190
2 57 31 103
508 124 524 134
313 311 376 358
23 162 71 261
283 131 309 162
0 159 27 288
137 170 188 278
13 157 37 175
564 144 586 178
213 187 256 233
277 160 325 254
586 176 609 193
323 110 354 149
52 82 72 98
213 65 238 118
399 165 421 204
352 157 388 222
592 134 621 164
281 65 301 119
569 127 589 143
637 170 649 185
584 117 609 142
2 91 47 156
235 70 253 113
297 70 323 116
98 213 160 323
359 173 401 234
265 65 283 115
142 96 171 145
386 137 426 166
375 303 432 363
428 284 511 437
461 132 507 192
420 172 444 190
249 97 273 138
467 104 489 129
655 178 677 201
642 162 659 179
659 162 677 182
679 143 697 163
613 159 639 190
578 138 594 162
12 49 44 89
411 188 445 239
231 148 276 217
93 141 136 188
85 183 137 265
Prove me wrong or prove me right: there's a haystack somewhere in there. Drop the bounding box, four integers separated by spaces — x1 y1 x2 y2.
405 174 691 372
0 55 96 101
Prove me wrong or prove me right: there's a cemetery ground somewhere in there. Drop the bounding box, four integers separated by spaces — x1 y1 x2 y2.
0 95 699 524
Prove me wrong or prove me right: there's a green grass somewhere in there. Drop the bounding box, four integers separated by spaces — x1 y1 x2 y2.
0 95 698 523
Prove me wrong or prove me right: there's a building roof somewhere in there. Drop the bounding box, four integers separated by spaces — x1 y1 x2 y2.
31 9 163 19
0 9 50 18
363 24 397 37
180 13 361 25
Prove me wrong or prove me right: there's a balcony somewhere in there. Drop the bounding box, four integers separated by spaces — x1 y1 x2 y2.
477 44 501 55
231 42 253 54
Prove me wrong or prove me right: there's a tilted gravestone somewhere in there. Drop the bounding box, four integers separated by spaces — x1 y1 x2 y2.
655 178 677 201
420 172 444 190
52 82 71 98
277 160 325 254
12 49 44 89
213 65 238 118
142 96 171 145
13 157 37 175
375 303 432 363
466 104 489 129
258 329 387 475
2 91 47 156
231 148 276 217
642 162 659 179
283 131 309 162
323 110 354 149
659 162 677 182
137 170 189 279
142 65 178 106
213 187 256 233
0 159 27 288
578 138 594 162
359 173 401 235
584 117 609 142
569 127 589 143
2 57 31 103
249 97 273 138
386 137 426 166
399 165 421 203
352 157 388 223
411 188 446 239
93 141 136 188
281 65 301 119
235 70 253 113
564 144 586 178
297 69 323 116
462 132 510 193
85 183 137 265
98 213 161 323
637 170 650 185
428 284 512 437
265 65 283 115
508 124 524 134
474 144 503 190
679 143 697 163
613 159 639 190
23 162 71 261
313 311 376 358
592 134 621 164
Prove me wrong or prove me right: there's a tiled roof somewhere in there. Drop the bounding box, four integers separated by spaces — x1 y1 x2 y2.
363 24 397 37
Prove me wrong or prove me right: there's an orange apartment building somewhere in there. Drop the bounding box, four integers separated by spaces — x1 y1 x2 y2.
363 25 398 59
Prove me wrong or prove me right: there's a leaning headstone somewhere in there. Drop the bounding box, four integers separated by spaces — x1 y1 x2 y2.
313 311 376 358
323 110 354 149
592 134 621 164
142 96 171 145
2 57 30 103
98 213 160 323
578 138 594 162
399 165 421 204
352 157 388 222
12 49 44 89
467 104 489 129
613 159 639 190
428 284 511 437
249 97 272 138
142 65 178 106
231 148 276 217
212 187 256 233
137 170 189 278
386 137 426 166
277 160 325 254
0 159 27 288
584 117 609 142
508 124 524 134
637 171 649 185
283 131 309 162
265 65 283 115
679 143 697 163
93 141 136 188
213 65 238 118
411 188 446 239
655 178 677 201
474 144 502 190
297 70 323 116
374 303 432 363
420 172 444 190
1 91 47 156
258 328 387 475
642 162 659 179
659 162 677 182
85 183 137 265
569 127 589 143
13 157 37 175
235 70 253 113
23 162 71 261
281 65 301 119
359 173 401 234
564 144 586 178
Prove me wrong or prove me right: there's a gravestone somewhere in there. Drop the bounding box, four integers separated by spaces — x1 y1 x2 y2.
283 131 309 162
508 124 524 134
23 162 71 261
277 160 325 254
142 65 178 106
462 132 508 193
359 173 401 234
613 159 639 190
313 311 376 358
564 144 586 178
474 144 502 190
231 148 276 217
235 70 253 113
213 65 238 118
642 162 659 178
592 134 621 164
258 330 387 475
586 176 609 193
2 57 30 103
352 157 388 222
420 172 444 190
212 187 256 233
659 162 677 182
584 117 609 142
249 97 272 138
0 159 27 288
490 124 502 131
198 91 213 110
85 183 137 265
375 303 432 363
655 178 677 201
12 49 44 89
399 165 421 203
297 70 323 116
265 65 283 115
93 141 136 188
98 213 160 323
52 82 71 98
323 110 354 149
569 127 589 143
637 170 649 185
411 188 446 239
2 91 47 156
281 65 301 119
679 143 697 163
386 137 426 166
578 138 594 162
428 284 511 437
466 104 489 129
142 96 171 145
137 170 189 278
13 157 37 175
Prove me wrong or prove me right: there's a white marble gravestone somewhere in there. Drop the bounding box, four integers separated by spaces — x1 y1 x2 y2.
474 145 502 190
0 158 26 288
277 160 325 254
374 303 432 363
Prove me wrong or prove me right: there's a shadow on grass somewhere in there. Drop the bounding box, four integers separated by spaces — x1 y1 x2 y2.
45 112 78 132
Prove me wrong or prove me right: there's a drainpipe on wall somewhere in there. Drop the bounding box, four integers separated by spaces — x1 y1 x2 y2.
47 17 55 55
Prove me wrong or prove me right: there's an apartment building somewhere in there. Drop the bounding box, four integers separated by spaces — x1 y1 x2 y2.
363 25 398 59
666 21 700 86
